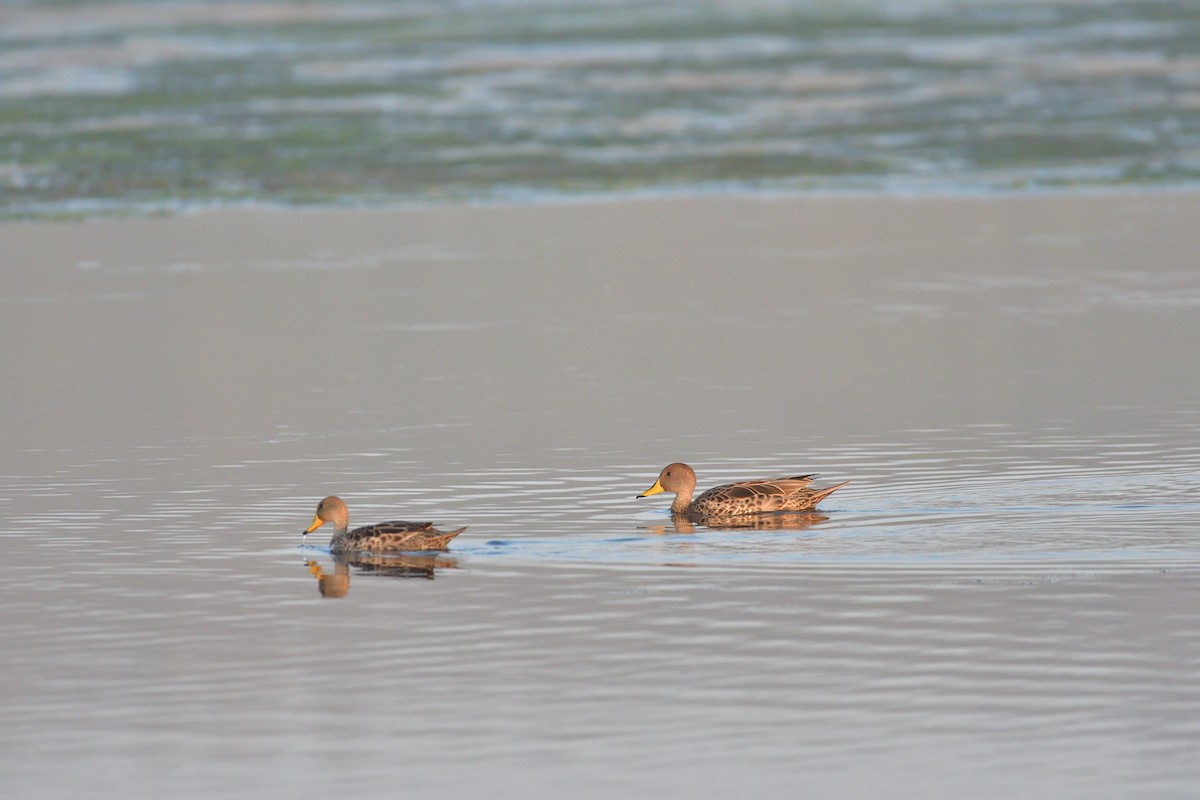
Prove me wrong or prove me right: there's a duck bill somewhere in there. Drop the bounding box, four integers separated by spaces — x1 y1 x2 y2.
637 478 665 499
304 515 325 534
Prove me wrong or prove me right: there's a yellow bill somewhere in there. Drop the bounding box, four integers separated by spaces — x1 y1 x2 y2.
637 478 665 498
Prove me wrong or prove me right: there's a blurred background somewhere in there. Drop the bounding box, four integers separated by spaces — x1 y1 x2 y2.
2 0 1198 218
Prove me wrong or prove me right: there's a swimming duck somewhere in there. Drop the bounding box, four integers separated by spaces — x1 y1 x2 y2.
637 462 847 520
302 496 467 552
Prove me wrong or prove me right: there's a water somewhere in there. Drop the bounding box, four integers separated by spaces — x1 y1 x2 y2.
2 0 1199 218
2 192 1199 797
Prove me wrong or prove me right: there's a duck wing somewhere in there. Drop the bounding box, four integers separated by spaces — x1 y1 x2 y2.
345 520 467 551
697 474 814 502
692 474 845 516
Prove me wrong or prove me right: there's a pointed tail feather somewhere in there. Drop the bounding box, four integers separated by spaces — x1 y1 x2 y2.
805 480 849 509
431 526 468 548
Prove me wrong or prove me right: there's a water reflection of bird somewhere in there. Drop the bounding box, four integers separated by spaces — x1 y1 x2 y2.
307 560 351 598
645 511 831 535
302 496 467 552
637 463 847 521
306 552 460 598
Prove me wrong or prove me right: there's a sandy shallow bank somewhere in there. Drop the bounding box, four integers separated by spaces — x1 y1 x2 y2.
5 189 1200 455
3 190 1200 800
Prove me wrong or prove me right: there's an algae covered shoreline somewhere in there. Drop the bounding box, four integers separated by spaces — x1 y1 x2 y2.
2 0 1198 220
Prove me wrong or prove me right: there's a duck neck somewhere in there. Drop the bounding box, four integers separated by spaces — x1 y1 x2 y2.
328 529 350 553
329 509 350 534
670 489 693 515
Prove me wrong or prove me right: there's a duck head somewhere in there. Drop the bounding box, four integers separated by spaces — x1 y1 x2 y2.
633 460 700 503
303 495 350 542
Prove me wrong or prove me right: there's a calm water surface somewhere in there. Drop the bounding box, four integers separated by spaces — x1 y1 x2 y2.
3 193 1200 798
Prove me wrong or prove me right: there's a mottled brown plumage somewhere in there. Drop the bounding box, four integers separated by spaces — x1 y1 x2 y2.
637 462 847 520
302 496 467 552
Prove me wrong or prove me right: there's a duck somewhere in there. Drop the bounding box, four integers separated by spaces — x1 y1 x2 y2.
637 462 847 520
302 496 467 552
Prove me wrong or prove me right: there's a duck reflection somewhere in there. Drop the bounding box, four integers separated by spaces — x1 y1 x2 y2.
643 511 830 535
305 551 460 599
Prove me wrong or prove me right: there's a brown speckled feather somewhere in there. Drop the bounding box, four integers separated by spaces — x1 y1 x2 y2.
333 521 467 553
692 476 846 518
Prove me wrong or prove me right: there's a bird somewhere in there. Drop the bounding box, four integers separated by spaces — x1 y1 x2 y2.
637 462 847 520
302 496 467 552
